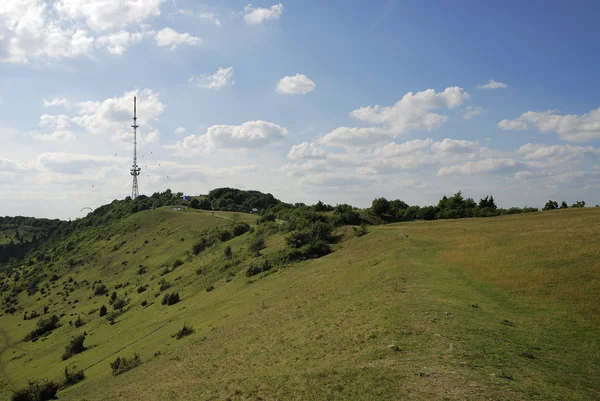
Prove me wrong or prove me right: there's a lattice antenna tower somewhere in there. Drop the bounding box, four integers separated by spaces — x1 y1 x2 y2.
130 96 141 199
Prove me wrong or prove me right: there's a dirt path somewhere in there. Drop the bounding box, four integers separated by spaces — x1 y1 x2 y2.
0 328 15 392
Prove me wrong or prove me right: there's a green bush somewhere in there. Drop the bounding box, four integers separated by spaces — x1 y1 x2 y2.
232 222 251 236
224 246 232 260
110 353 142 376
113 298 126 312
246 259 273 277
161 292 180 306
24 314 59 341
353 223 369 237
248 236 265 256
172 259 184 269
99 305 107 317
73 315 84 328
137 285 147 294
62 334 86 360
173 323 194 339
94 284 107 296
11 380 59 401
62 367 85 388
158 278 171 291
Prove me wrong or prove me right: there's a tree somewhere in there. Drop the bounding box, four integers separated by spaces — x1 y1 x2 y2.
561 201 568 209
99 305 107 317
198 198 211 210
113 298 126 312
571 200 586 208
389 199 409 215
224 245 232 260
543 200 559 211
189 198 200 209
372 197 391 216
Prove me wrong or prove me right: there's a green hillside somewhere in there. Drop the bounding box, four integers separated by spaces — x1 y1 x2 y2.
0 206 599 401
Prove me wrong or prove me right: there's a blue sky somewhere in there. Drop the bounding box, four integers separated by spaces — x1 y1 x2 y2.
1 0 599 219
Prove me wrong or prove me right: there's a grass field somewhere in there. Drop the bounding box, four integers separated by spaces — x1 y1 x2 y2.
0 207 599 400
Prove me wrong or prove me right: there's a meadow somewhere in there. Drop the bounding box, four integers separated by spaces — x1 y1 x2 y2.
0 207 598 400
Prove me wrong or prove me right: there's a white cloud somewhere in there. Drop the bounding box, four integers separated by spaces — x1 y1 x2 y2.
36 130 76 141
518 143 600 162
498 119 528 130
460 105 484 120
373 139 433 157
431 138 481 154
477 79 507 89
276 74 316 94
39 114 71 130
498 107 600 142
287 142 326 160
96 30 145 55
243 3 283 24
199 12 221 27
0 0 162 63
71 88 165 142
191 67 234 89
43 97 70 108
174 127 186 134
437 158 525 176
167 120 288 156
319 87 469 147
318 127 392 147
155 27 200 50
0 0 95 63
53 0 166 32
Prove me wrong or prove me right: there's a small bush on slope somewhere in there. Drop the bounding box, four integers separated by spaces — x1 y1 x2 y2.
110 353 142 376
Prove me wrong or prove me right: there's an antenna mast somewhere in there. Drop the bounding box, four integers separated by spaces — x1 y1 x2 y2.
130 96 140 199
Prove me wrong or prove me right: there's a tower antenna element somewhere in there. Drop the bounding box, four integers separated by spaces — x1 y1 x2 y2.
130 96 141 199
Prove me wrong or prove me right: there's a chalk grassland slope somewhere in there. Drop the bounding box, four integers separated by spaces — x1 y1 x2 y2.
1 208 599 400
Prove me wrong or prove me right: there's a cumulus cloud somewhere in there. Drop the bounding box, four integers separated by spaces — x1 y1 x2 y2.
287 142 326 160
373 139 433 157
53 0 165 32
518 143 600 163
166 120 288 156
437 158 525 176
477 79 507 89
174 127 186 134
498 119 528 130
460 105 484 120
36 130 76 141
276 74 316 94
96 30 145 55
431 138 481 154
498 107 600 142
0 0 162 63
199 12 221 26
319 87 469 147
43 97 70 108
243 3 283 24
39 114 70 130
155 27 200 50
190 67 234 89
71 88 165 142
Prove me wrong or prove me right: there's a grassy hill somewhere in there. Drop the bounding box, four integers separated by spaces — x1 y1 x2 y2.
0 207 599 400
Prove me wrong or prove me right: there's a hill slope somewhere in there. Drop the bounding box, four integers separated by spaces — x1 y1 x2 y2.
1 208 599 401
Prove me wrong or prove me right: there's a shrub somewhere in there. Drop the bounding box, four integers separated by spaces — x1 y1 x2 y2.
137 285 147 294
173 323 194 339
62 334 86 360
110 354 142 376
172 259 184 269
137 266 147 275
246 259 273 277
161 292 180 306
113 298 126 312
110 291 117 302
224 246 232 260
62 367 85 387
11 380 59 401
87 308 98 315
206 285 215 292
94 284 107 296
24 315 60 341
74 315 84 328
248 235 265 256
141 300 147 307
232 222 251 236
195 267 204 275
218 229 233 242
99 305 107 317
158 278 171 291
192 238 211 255
353 223 369 237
